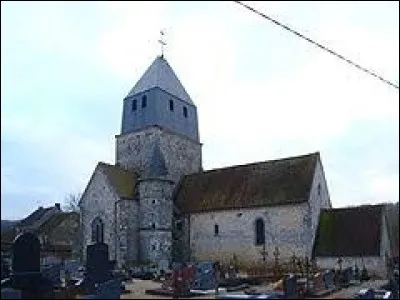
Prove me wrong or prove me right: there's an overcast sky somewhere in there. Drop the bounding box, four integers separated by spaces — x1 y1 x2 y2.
1 1 399 220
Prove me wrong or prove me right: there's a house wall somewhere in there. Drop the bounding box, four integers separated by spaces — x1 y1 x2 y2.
315 256 387 278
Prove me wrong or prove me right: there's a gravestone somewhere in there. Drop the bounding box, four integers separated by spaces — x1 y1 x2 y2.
12 232 40 274
323 269 335 291
283 274 297 298
312 272 325 295
2 232 55 299
191 261 216 290
344 266 355 285
41 264 62 288
86 242 112 284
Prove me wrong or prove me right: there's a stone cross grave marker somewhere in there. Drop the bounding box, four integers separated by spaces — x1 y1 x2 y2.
304 256 311 292
291 253 297 274
337 257 343 272
273 246 280 279
297 258 304 277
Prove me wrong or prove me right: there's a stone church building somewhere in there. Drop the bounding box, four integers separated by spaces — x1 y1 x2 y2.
79 55 331 271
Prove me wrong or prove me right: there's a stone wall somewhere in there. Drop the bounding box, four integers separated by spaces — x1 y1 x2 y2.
189 204 311 267
138 178 175 270
315 256 387 278
79 167 119 263
115 126 202 181
116 199 139 266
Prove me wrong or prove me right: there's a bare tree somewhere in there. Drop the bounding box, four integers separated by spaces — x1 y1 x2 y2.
63 193 82 212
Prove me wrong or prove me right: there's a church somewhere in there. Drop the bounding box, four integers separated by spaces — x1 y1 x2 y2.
79 54 332 271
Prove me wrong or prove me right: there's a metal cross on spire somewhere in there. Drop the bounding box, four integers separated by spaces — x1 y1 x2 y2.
158 30 166 58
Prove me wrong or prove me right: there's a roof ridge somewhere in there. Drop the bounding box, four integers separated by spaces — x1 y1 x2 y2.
98 161 137 175
323 203 385 212
188 152 320 176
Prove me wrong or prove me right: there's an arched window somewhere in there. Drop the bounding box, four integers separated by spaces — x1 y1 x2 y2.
255 218 265 245
91 217 104 243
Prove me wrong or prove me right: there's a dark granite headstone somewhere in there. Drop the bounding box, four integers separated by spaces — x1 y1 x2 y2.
86 243 111 284
342 267 353 286
3 233 55 299
12 232 40 274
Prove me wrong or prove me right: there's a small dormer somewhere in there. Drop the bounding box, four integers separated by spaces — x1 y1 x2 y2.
121 56 199 142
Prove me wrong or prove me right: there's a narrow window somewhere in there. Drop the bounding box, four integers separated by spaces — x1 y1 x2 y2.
214 224 219 236
169 99 174 111
317 183 321 196
132 99 137 111
151 245 156 251
142 95 147 108
176 221 183 231
183 106 188 118
255 218 265 245
91 217 104 243
151 223 156 230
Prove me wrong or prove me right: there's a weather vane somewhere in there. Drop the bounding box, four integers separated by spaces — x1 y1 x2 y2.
158 30 166 58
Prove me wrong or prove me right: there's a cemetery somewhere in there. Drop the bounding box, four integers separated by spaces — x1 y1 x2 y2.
1 232 398 299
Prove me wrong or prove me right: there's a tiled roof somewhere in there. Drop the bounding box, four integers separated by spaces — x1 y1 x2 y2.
175 152 319 214
313 204 385 257
126 56 193 104
39 212 79 235
98 162 138 199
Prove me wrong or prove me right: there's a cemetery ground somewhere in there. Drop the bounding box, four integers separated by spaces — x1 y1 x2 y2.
119 277 388 299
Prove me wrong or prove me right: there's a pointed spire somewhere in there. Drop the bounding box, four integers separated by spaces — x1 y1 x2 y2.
148 141 168 177
126 56 193 104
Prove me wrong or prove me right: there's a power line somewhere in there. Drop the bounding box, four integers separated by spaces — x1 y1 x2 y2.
234 1 399 90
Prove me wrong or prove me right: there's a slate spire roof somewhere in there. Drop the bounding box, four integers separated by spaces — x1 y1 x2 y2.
127 55 193 104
